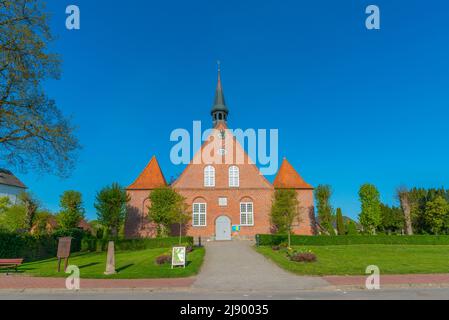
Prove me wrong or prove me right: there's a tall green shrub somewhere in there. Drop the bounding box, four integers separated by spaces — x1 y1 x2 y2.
336 208 345 235
358 184 381 234
315 185 335 235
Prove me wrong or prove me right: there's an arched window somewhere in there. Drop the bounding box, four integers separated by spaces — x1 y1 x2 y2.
204 165 215 187
229 166 239 187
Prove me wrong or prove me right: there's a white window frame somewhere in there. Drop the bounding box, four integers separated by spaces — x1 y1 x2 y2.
228 165 239 187
192 203 207 227
204 165 215 187
240 202 254 226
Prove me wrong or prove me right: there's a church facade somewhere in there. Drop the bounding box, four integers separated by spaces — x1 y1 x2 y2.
125 69 316 240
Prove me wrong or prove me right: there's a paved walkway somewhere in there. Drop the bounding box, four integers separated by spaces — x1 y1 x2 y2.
0 275 194 290
193 240 329 292
324 274 449 287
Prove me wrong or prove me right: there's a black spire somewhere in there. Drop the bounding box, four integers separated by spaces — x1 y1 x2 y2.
211 61 229 126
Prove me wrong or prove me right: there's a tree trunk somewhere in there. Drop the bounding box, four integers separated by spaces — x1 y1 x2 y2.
399 192 413 235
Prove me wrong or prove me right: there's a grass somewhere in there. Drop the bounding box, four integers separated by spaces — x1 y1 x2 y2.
256 245 449 275
10 247 205 279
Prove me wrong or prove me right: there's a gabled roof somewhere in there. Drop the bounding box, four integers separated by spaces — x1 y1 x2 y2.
0 169 26 189
273 158 313 189
127 156 167 190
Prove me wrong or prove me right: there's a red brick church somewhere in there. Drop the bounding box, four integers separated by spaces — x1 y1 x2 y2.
125 69 316 240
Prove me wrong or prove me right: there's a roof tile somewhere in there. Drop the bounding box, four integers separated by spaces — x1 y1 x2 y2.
273 158 313 189
127 156 167 190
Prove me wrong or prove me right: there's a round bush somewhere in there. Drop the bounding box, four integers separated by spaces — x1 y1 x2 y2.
155 254 171 265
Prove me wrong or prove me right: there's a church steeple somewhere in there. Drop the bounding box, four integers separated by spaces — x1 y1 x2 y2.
211 61 229 126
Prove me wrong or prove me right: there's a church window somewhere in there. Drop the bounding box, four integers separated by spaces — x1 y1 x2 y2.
229 166 239 187
204 165 215 187
193 203 207 226
240 202 254 226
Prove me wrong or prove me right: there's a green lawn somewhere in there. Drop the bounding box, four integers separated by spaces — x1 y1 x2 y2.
256 245 449 275
12 247 205 279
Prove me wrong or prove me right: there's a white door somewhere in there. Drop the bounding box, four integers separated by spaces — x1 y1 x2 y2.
215 216 231 241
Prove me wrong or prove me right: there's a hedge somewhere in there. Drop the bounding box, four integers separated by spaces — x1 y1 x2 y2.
81 236 194 252
0 233 57 262
0 232 194 262
0 229 91 262
256 234 449 246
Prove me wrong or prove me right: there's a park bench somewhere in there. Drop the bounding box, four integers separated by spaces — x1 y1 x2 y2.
0 259 24 274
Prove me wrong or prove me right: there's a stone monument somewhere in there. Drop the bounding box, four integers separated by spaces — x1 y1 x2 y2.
104 241 116 275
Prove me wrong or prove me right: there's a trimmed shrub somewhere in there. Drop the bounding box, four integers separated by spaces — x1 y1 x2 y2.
81 236 194 252
257 234 449 246
155 254 171 265
0 233 57 262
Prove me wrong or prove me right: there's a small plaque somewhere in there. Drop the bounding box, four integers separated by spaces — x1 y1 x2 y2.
218 197 227 207
171 246 186 268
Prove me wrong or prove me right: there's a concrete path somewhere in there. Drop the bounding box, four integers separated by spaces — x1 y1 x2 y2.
193 240 329 292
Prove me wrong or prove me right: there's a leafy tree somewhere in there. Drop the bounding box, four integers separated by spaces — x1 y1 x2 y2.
0 196 10 214
423 196 449 234
336 208 345 235
89 220 106 239
346 220 358 235
18 192 39 231
94 183 129 238
0 0 80 176
148 187 186 237
0 205 27 232
315 185 334 235
172 201 190 245
57 190 84 230
270 189 300 248
31 210 53 235
407 187 449 234
379 204 404 234
397 187 413 235
358 184 381 234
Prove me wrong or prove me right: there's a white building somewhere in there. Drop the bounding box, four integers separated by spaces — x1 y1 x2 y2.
0 169 27 205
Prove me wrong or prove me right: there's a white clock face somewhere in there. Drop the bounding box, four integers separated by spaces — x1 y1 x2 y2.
218 148 226 156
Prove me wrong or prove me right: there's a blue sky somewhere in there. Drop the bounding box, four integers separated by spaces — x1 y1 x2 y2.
17 0 449 220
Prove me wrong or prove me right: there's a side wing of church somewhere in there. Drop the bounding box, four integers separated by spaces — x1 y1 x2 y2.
125 68 316 239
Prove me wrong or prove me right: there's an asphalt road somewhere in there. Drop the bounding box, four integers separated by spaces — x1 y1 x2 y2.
1 287 449 300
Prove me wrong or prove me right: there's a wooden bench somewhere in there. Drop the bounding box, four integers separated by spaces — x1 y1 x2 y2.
0 259 24 274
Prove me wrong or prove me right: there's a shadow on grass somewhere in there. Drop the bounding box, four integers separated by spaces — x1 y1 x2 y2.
116 264 134 273
78 262 100 269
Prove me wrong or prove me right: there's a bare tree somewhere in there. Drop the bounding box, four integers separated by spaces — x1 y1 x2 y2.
397 186 413 235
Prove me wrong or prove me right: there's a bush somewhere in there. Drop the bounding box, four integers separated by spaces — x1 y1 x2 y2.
155 254 171 265
81 236 194 252
0 229 92 262
186 245 193 253
272 245 280 251
0 232 57 262
257 234 449 246
289 252 317 263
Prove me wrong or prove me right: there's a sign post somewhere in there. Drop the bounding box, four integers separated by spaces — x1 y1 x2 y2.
57 237 72 272
171 246 186 269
